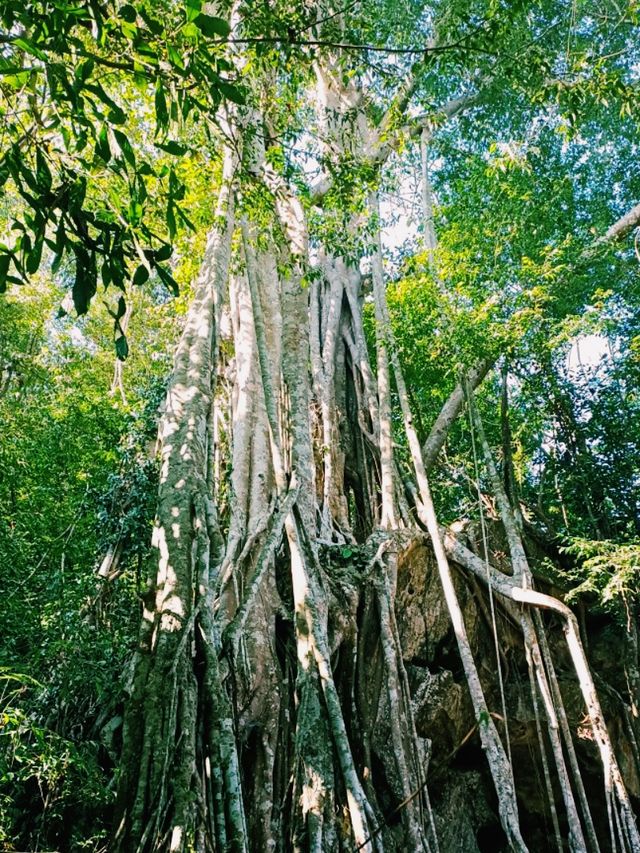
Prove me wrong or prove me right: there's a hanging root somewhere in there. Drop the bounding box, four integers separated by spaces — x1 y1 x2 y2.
222 485 299 657
287 514 376 850
535 610 602 853
515 587 640 853
365 215 527 849
374 548 431 850
463 384 640 851
445 532 640 853
520 610 587 853
526 646 564 852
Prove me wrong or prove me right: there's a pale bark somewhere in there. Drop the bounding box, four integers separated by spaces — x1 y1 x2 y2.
521 611 588 853
465 385 631 851
445 533 640 852
311 73 487 204
368 205 527 849
317 254 350 533
370 193 397 529
422 357 493 472
527 657 564 853
535 610 602 853
114 148 242 851
420 129 438 262
598 201 640 244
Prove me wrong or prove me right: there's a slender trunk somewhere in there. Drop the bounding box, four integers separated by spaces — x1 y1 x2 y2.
370 193 398 530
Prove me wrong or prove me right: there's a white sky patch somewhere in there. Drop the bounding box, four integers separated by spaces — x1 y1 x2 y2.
379 194 418 254
48 321 98 355
566 334 609 374
379 164 423 261
68 325 89 347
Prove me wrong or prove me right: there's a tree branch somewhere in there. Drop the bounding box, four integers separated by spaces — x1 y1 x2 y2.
597 201 640 244
422 358 493 472
309 84 487 205
420 196 640 472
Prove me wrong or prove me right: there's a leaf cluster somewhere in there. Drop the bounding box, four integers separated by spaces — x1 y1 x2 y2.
0 0 238 350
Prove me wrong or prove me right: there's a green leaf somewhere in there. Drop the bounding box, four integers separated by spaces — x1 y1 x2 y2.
156 141 188 156
20 233 32 264
35 149 52 192
4 69 31 88
154 80 168 133
108 107 127 125
54 219 66 255
132 263 149 285
218 80 245 105
119 4 137 23
168 168 185 199
156 264 179 295
135 174 147 204
181 21 200 39
75 58 95 83
51 246 65 275
194 14 230 37
72 247 96 315
154 243 172 262
95 125 111 163
17 161 40 194
167 45 184 70
138 7 164 34
85 82 127 124
128 199 143 224
0 159 9 189
101 258 112 286
175 204 195 231
109 241 126 287
166 201 177 238
116 295 127 319
12 37 47 61
0 254 10 292
185 0 202 22
113 129 136 168
26 237 43 275
115 333 129 360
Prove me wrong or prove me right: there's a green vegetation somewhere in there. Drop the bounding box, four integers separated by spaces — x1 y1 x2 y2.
1 0 639 849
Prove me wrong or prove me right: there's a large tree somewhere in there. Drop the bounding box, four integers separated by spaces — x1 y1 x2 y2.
2 0 640 850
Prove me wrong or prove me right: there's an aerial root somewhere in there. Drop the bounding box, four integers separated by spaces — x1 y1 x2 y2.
375 560 431 850
445 532 640 853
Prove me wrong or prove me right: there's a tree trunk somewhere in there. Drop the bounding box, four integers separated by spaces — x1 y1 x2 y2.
112 28 640 853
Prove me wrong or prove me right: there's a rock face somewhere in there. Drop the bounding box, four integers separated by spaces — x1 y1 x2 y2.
394 533 640 852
